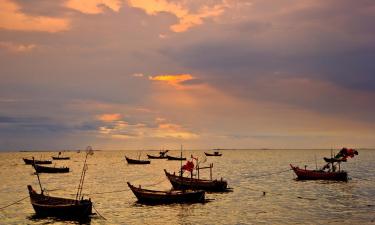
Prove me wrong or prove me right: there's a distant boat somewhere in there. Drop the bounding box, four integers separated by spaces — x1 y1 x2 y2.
290 164 348 181
33 164 70 173
127 182 205 204
147 150 169 159
164 169 228 192
204 151 222 156
27 146 94 219
23 158 52 165
167 155 186 161
52 152 70 160
125 156 150 164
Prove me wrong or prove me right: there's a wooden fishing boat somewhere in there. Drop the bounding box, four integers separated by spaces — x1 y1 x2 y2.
147 154 168 159
52 156 70 160
27 146 94 219
164 169 228 192
290 164 348 181
167 155 186 161
127 182 205 204
33 164 70 173
204 151 222 156
27 185 92 218
23 158 52 165
125 156 150 164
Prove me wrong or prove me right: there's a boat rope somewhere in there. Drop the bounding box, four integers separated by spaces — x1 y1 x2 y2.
88 189 129 195
246 168 292 179
350 175 372 181
0 196 28 210
92 203 107 220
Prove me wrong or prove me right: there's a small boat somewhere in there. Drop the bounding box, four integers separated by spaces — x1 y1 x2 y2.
125 156 150 164
27 185 92 218
127 182 205 204
52 152 70 160
147 150 169 159
167 155 186 161
27 146 94 219
33 164 70 173
290 164 348 181
164 169 228 192
23 158 52 165
204 151 222 156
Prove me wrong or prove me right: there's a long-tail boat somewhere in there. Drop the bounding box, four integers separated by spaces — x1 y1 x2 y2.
127 182 205 204
290 148 358 181
147 150 169 159
125 156 150 164
23 158 52 165
33 164 70 173
204 151 222 156
167 155 186 161
27 146 94 219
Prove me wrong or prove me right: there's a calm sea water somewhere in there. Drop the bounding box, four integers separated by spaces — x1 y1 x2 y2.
0 149 374 224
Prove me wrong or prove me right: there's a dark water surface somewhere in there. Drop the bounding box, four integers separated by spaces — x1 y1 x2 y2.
0 149 374 224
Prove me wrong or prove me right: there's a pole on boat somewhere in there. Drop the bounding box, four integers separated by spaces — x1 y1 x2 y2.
180 144 183 177
75 146 92 201
315 154 317 170
33 157 44 193
210 163 213 180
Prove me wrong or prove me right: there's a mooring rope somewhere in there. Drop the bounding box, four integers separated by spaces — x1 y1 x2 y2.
92 203 106 220
246 168 292 179
88 189 129 196
0 196 28 210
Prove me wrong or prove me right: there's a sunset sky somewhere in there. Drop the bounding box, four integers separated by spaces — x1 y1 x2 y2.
1 0 374 150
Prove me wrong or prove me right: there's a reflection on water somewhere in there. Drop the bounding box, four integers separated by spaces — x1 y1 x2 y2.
0 149 374 224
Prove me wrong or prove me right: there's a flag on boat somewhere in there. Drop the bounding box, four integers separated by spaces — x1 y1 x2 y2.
182 161 194 172
335 147 358 160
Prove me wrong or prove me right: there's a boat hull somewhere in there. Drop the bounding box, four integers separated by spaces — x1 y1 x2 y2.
164 170 228 192
52 156 70 160
127 182 205 204
28 185 92 218
125 156 150 164
290 165 348 181
167 156 186 161
204 152 222 156
23 158 52 165
33 164 70 173
147 154 168 159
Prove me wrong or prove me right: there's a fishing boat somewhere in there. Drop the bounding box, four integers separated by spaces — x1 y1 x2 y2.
164 169 228 192
27 146 94 219
52 152 70 160
125 156 150 164
147 150 169 159
204 151 222 156
290 165 348 181
23 158 52 165
290 148 358 181
33 164 70 173
167 155 186 161
127 182 205 204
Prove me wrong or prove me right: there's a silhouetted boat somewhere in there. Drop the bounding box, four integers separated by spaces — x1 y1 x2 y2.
52 152 70 160
33 164 70 173
125 156 150 164
147 150 169 159
23 158 52 165
27 185 92 218
167 155 186 161
204 151 222 156
27 146 94 219
127 182 205 204
164 169 228 192
290 164 348 181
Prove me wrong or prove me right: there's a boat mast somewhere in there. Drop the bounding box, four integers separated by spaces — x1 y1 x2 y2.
32 157 44 193
75 146 92 201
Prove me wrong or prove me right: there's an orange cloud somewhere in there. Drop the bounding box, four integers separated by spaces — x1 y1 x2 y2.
0 41 36 53
149 74 194 87
0 0 69 32
65 0 122 14
97 113 122 122
127 0 228 32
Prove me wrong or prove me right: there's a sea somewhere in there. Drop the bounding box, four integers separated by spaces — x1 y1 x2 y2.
0 149 374 224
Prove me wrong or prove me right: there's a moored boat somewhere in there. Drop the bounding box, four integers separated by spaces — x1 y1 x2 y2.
125 156 150 164
33 164 70 173
23 158 52 165
290 164 348 181
204 151 222 156
167 155 186 161
164 169 228 192
147 154 168 159
127 182 205 204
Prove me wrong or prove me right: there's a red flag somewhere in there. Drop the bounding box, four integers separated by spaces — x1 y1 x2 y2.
182 161 194 172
